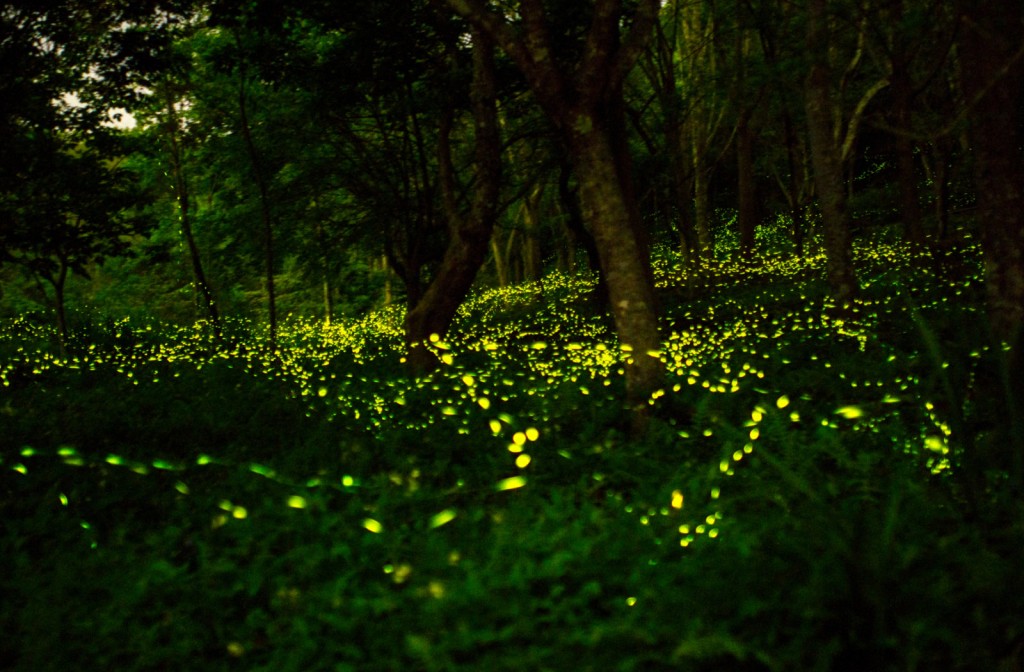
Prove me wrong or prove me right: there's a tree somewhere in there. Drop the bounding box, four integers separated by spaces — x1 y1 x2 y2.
803 0 859 305
405 28 503 371
955 0 1024 489
0 1 159 351
1 139 150 353
433 0 665 413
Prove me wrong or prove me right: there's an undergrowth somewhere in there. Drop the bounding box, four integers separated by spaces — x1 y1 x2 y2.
1 229 1022 671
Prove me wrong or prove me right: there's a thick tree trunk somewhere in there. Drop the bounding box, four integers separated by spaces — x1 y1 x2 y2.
804 0 859 305
736 107 757 259
405 30 501 373
569 118 663 410
435 0 663 421
956 0 1024 489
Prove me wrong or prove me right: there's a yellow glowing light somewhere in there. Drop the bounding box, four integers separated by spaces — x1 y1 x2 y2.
836 405 865 419
362 518 383 533
478 397 491 410
232 506 248 520
776 395 790 409
428 581 446 598
626 597 638 607
287 495 307 509
515 454 531 468
489 419 502 434
512 431 527 446
671 490 684 509
429 509 457 528
496 476 527 491
525 427 540 441
317 387 328 397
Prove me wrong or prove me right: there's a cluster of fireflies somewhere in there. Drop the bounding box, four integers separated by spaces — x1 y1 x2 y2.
0 232 989 569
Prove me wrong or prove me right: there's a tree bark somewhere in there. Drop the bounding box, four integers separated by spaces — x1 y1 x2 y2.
889 40 925 246
405 29 501 372
568 116 663 408
736 106 757 259
692 124 714 261
435 0 664 414
50 260 69 359
235 51 277 351
956 0 1024 489
804 0 859 305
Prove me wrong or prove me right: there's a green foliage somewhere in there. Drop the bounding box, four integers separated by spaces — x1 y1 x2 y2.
2 230 1022 671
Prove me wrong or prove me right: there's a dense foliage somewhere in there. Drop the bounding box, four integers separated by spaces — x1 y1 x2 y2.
3 232 1023 671
2 0 1023 669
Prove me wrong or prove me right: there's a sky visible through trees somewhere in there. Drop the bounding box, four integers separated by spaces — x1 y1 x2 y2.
1 1 1024 669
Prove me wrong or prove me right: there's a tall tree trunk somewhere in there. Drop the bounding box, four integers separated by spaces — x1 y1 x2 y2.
956 0 1024 490
569 116 663 410
163 87 220 337
521 185 543 282
736 106 757 259
236 60 277 351
558 155 608 309
405 30 501 372
889 50 925 246
692 125 714 261
50 260 69 359
435 0 664 417
804 0 859 305
782 112 808 257
315 219 334 325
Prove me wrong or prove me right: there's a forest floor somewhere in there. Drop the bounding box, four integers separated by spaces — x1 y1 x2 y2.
2 227 1022 672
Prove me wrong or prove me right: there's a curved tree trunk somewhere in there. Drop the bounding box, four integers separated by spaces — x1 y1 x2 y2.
434 0 664 421
405 30 501 373
162 86 221 338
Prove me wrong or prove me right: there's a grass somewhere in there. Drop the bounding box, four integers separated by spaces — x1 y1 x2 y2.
1 227 1022 671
